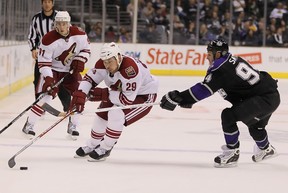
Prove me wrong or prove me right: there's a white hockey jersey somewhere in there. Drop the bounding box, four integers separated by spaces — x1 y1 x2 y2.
80 56 159 106
38 26 90 77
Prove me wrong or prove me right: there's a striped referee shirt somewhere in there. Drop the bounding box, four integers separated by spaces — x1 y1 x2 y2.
28 9 57 51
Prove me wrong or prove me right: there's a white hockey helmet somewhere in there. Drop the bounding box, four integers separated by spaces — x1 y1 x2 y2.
55 11 71 23
100 42 122 65
54 11 71 36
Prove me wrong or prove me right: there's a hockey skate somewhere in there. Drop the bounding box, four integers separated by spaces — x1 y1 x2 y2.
214 145 240 168
67 117 79 140
88 147 112 162
74 145 99 158
252 144 277 162
22 118 35 139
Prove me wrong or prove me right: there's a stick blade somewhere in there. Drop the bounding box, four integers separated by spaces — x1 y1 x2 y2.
42 103 62 117
8 156 16 168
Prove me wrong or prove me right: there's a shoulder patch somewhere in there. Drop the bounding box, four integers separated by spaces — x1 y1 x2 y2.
125 66 137 77
119 57 139 79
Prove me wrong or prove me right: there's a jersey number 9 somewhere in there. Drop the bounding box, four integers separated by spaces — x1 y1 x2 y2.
236 62 260 85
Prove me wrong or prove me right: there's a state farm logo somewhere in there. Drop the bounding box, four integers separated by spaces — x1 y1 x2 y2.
146 48 207 65
145 48 262 66
237 53 262 65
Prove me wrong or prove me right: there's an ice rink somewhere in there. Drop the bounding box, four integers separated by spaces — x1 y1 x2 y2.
0 76 288 193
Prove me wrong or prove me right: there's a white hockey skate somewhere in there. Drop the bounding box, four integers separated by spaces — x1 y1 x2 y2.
67 117 79 140
214 145 240 168
252 144 277 162
22 118 35 139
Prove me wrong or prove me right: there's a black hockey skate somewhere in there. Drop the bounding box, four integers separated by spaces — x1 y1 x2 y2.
74 145 99 158
88 147 113 162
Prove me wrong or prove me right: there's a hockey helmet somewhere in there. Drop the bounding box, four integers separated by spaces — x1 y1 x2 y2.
54 11 71 36
100 42 122 65
207 39 229 57
55 11 70 23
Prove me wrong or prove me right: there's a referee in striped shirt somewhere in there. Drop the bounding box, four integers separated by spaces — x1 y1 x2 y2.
28 0 71 111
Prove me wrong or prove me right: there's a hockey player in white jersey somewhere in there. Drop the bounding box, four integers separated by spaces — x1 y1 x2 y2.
70 42 159 161
22 11 91 140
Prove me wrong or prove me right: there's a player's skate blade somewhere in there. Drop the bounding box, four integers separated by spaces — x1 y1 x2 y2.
67 131 79 141
214 162 238 168
22 133 35 140
87 148 111 162
87 157 107 162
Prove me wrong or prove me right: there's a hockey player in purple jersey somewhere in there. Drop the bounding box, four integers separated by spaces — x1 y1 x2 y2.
160 39 280 167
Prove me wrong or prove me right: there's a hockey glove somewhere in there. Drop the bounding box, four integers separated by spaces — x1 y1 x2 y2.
88 87 109 102
160 90 184 111
70 90 86 113
177 89 194 109
42 76 58 98
71 58 85 73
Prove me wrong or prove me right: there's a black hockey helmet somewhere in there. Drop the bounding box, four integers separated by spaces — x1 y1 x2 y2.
207 39 229 57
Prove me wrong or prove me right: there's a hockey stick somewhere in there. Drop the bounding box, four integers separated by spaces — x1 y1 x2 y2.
0 72 71 134
41 103 64 117
42 102 160 117
8 109 76 168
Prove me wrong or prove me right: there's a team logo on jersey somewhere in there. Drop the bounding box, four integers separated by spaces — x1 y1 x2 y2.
216 41 223 46
55 43 76 65
125 66 136 77
110 80 122 91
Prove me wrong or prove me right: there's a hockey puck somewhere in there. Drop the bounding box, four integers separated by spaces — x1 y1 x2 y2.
20 167 28 170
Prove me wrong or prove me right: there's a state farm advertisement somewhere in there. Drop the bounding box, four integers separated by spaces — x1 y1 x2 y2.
88 43 288 76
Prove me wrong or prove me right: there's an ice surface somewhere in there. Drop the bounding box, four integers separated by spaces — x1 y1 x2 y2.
0 76 287 193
